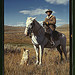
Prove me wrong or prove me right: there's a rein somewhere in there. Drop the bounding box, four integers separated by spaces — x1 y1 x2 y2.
31 35 45 45
26 19 45 45
27 21 42 38
31 24 45 45
37 25 42 32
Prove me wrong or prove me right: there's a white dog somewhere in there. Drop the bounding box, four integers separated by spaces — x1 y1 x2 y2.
20 48 29 65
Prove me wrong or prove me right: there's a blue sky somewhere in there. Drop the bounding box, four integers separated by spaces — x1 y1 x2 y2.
4 0 69 27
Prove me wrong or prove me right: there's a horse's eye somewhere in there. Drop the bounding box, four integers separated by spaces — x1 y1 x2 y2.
31 23 32 25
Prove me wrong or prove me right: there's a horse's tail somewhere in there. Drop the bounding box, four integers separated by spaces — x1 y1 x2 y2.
61 34 67 60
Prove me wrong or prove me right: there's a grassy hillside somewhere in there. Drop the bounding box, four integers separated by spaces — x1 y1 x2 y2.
4 24 69 45
4 44 70 75
4 25 25 32
4 24 70 75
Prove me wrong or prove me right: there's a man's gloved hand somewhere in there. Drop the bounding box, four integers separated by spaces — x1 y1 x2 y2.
43 22 46 25
43 22 49 25
46 22 49 25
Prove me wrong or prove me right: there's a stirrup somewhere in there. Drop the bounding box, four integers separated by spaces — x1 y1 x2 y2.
50 41 55 47
49 40 55 47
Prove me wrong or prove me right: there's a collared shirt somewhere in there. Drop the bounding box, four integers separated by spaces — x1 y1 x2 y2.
44 15 56 25
46 15 53 19
43 15 56 31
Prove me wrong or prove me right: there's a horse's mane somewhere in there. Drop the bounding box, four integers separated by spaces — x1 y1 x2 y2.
26 17 34 27
26 17 44 29
34 19 42 27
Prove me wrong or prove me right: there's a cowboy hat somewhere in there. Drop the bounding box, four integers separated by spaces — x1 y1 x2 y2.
45 9 53 13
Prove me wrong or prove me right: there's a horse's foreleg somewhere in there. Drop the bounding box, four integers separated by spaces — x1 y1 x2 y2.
33 45 39 65
39 45 43 65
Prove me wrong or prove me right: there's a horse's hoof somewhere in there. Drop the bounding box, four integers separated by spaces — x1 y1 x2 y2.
65 59 68 63
60 60 64 64
26 64 29 66
61 58 64 61
35 62 39 65
39 62 42 65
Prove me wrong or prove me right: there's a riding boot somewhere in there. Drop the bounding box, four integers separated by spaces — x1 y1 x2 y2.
50 36 55 47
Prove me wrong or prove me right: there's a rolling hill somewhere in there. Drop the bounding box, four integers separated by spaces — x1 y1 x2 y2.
4 24 70 75
4 24 69 45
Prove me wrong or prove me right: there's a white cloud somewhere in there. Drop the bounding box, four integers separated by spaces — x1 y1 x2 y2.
56 22 67 24
56 18 66 26
19 8 55 16
7 22 25 27
45 0 69 5
56 18 62 21
56 22 68 26
16 22 25 26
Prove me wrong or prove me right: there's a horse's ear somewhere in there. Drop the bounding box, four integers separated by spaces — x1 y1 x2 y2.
23 48 26 51
32 17 36 20
34 17 36 19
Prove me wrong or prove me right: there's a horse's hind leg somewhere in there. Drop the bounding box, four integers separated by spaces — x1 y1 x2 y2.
57 45 63 61
62 45 67 60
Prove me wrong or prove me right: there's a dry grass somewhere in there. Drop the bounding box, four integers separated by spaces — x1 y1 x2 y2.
4 24 70 75
4 44 70 75
4 24 69 45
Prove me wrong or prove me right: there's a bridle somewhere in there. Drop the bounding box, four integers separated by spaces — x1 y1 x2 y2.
26 20 45 45
25 21 35 38
26 20 42 38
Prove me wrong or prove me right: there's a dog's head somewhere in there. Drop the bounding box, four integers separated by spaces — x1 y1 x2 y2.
23 48 30 53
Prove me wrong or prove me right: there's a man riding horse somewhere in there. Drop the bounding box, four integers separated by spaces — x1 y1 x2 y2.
43 9 59 47
25 17 67 65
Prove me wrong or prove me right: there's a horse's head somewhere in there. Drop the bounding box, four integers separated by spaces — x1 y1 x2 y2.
24 17 36 36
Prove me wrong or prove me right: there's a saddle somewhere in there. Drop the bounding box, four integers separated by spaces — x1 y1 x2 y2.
45 30 62 41
52 30 62 41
